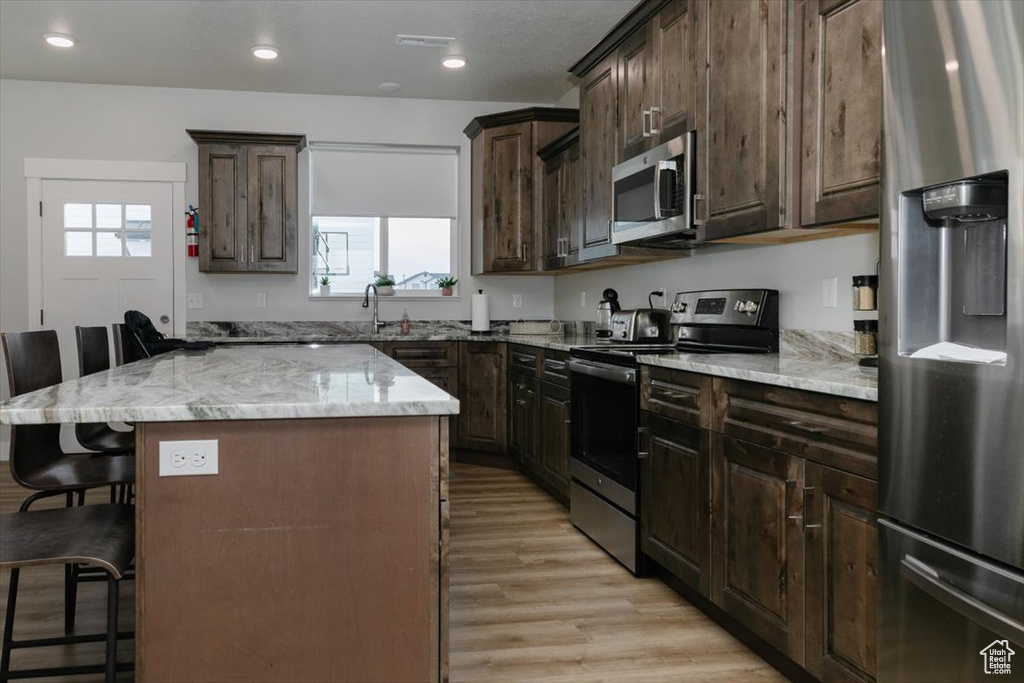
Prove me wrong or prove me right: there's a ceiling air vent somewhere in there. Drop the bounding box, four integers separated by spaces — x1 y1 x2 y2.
395 35 456 48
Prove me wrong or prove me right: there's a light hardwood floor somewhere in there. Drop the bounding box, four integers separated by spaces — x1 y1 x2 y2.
2 463 784 682
449 464 784 682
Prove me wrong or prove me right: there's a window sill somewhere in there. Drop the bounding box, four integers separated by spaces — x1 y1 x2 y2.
308 294 462 302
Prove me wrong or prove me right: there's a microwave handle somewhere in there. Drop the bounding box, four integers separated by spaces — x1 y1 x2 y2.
654 160 678 220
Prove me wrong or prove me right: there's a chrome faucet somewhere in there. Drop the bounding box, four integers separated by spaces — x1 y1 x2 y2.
362 284 385 334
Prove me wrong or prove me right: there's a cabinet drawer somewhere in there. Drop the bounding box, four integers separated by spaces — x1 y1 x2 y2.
712 378 878 480
384 342 458 368
539 349 571 386
509 345 541 374
641 366 713 429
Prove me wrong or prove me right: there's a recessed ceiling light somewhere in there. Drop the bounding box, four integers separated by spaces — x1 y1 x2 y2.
378 82 403 94
252 46 279 60
442 56 466 69
45 34 75 48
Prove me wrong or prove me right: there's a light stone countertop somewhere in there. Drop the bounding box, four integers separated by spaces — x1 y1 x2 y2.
0 344 459 425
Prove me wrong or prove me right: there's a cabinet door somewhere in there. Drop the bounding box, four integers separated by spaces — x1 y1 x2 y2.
538 381 571 497
696 0 787 235
641 413 711 596
651 0 697 144
541 156 563 267
800 0 882 227
711 434 805 664
247 145 298 272
562 143 581 261
482 123 534 272
579 53 620 260
805 462 878 682
509 373 538 471
458 343 508 452
198 144 248 272
619 24 654 159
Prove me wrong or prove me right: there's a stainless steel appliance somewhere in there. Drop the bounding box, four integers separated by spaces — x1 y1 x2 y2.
568 288 780 574
879 2 1024 680
611 132 697 247
596 288 620 338
608 308 670 343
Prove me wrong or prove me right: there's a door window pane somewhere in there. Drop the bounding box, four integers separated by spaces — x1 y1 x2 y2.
126 204 152 230
64 203 92 228
389 218 452 290
65 231 93 256
95 204 122 229
126 232 152 257
95 231 123 256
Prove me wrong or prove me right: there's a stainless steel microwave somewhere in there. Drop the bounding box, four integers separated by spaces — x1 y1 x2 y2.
611 132 698 248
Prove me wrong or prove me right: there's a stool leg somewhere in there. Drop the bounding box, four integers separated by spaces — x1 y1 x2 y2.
105 574 119 683
1 567 19 675
64 563 79 634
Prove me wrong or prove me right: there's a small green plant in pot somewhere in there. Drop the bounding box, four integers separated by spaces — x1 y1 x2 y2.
373 274 396 296
435 276 459 296
318 276 331 296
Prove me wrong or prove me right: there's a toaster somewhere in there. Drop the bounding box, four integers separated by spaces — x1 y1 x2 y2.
609 309 671 342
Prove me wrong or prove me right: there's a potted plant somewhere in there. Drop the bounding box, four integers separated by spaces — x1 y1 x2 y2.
373 274 396 296
435 276 459 296
318 276 331 296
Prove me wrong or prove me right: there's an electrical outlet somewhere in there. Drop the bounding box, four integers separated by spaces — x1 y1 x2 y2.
186 293 203 309
159 440 218 477
256 292 267 308
822 277 838 308
579 291 586 308
512 293 523 308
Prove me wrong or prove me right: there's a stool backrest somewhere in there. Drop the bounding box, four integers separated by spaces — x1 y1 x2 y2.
75 326 111 377
111 323 146 366
0 330 65 486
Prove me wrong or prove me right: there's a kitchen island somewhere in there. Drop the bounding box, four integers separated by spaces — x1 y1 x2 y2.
0 344 457 683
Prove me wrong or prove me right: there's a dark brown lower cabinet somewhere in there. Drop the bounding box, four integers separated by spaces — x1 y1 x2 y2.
537 381 570 498
805 462 878 682
458 343 507 452
640 413 711 597
711 434 805 665
509 371 538 471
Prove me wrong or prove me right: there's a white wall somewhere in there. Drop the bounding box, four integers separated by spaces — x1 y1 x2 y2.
0 79 556 336
553 232 879 330
554 87 580 109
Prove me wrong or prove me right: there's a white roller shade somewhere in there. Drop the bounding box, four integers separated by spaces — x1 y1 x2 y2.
310 143 458 218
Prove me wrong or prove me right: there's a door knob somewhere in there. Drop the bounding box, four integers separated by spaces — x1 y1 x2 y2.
160 315 170 324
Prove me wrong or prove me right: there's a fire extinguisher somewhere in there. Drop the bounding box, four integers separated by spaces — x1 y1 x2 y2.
186 205 199 257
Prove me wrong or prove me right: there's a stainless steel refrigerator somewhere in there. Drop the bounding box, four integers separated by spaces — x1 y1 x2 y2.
879 1 1024 681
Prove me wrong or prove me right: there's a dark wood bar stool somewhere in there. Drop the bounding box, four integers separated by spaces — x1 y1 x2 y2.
110 323 147 366
1 330 136 635
0 504 135 682
74 326 135 455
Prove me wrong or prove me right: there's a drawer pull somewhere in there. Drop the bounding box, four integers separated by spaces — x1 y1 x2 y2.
786 420 826 435
513 353 535 364
637 426 649 459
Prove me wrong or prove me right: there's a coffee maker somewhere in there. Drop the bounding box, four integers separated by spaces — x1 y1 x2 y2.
596 288 620 338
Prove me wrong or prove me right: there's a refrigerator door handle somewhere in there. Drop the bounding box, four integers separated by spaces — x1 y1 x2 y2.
900 555 1024 645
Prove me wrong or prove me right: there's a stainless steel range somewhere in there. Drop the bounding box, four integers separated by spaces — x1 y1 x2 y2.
568 289 779 574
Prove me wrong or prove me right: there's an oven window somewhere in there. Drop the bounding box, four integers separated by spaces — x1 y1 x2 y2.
570 371 638 491
614 166 657 225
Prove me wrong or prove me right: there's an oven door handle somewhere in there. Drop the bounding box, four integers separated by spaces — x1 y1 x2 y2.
569 359 636 385
900 555 1024 644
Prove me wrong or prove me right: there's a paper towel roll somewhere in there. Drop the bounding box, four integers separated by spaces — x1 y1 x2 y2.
471 290 490 333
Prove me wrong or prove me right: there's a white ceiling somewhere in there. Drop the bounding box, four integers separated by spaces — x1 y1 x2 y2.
0 0 639 103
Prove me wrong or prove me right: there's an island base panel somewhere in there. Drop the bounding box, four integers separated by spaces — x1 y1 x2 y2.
135 416 445 683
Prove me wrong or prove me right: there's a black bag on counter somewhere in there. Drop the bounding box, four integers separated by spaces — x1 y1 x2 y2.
124 310 214 358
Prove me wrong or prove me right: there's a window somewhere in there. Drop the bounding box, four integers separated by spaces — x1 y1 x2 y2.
63 202 152 257
309 144 458 295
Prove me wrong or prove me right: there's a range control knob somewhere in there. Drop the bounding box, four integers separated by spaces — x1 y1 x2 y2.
741 300 760 314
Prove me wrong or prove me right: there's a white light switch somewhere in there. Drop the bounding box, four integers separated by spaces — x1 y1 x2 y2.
159 440 218 476
187 293 204 309
512 293 523 308
822 277 838 309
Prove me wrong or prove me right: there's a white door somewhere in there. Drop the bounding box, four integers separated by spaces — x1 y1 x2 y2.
41 179 174 381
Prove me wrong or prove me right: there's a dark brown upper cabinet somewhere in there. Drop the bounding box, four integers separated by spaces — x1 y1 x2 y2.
188 130 305 273
538 127 581 271
464 109 579 274
695 0 788 238
578 53 621 261
799 0 883 228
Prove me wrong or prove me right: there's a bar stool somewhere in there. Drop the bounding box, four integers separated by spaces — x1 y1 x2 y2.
0 504 135 682
110 323 147 367
74 326 135 454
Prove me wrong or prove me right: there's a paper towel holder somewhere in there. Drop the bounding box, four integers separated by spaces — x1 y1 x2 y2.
471 289 491 335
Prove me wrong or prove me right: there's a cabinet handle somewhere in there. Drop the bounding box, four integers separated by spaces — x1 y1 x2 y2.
516 399 527 405
650 106 661 135
250 244 255 263
803 486 822 531
642 108 652 138
786 420 826 435
786 479 802 522
637 426 649 459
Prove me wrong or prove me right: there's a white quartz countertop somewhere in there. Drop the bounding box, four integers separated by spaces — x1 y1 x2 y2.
0 344 460 425
636 352 878 402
